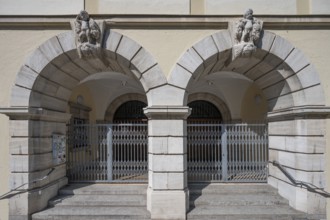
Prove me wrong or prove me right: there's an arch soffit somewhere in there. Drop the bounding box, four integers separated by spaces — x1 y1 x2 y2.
188 93 231 122
104 93 147 122
10 30 167 112
168 30 325 111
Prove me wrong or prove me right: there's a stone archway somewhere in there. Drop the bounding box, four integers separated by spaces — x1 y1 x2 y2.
104 93 147 122
168 29 327 214
7 29 166 219
188 93 231 122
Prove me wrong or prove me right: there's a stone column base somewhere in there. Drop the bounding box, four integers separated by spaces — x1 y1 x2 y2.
147 188 189 220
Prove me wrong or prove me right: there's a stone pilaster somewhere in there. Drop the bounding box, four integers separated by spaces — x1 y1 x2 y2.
144 106 191 220
0 107 71 220
267 106 330 215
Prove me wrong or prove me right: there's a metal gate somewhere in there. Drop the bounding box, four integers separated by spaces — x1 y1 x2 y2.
67 123 148 182
187 123 268 182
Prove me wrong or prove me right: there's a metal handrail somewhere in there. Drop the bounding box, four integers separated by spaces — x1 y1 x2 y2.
271 160 330 198
0 168 55 200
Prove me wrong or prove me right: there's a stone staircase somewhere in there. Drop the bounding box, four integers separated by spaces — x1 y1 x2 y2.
187 183 325 220
32 183 151 220
32 183 325 220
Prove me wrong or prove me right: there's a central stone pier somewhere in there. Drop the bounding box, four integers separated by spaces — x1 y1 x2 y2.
144 106 191 220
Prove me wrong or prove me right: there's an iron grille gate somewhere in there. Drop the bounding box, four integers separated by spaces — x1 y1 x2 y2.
187 123 268 182
67 124 148 182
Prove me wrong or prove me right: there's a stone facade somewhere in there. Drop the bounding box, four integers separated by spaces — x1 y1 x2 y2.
0 2 330 220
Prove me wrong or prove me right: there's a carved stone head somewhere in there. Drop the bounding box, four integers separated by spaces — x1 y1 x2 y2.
232 8 263 60
78 10 90 21
244 9 253 20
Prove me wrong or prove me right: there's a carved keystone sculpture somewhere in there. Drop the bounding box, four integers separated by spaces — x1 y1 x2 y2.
72 10 102 58
233 9 263 60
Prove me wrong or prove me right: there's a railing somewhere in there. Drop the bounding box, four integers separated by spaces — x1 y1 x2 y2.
187 123 268 182
271 160 330 198
67 123 148 183
0 168 55 200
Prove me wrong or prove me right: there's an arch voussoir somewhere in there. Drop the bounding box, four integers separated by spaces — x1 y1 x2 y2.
212 30 232 52
15 65 39 90
30 91 67 112
131 47 157 74
56 31 76 53
102 30 122 60
10 85 31 107
116 35 142 68
168 64 192 89
38 36 67 66
140 64 167 92
193 35 218 66
285 47 310 73
24 48 50 74
177 47 204 75
270 35 295 61
297 64 321 88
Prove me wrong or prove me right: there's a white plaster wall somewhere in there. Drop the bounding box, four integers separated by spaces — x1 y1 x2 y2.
310 0 330 14
86 0 190 15
269 30 330 106
204 0 297 15
0 0 329 15
0 0 84 15
114 29 219 77
0 30 67 107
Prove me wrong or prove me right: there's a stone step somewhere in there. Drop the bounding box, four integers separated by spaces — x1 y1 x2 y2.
32 206 151 220
49 194 147 207
190 193 289 206
59 183 148 195
187 205 307 220
32 184 151 220
189 183 278 195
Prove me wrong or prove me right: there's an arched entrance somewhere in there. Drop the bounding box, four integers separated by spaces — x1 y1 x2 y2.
169 29 327 213
187 99 268 182
67 100 148 182
6 29 167 218
113 100 147 123
187 100 222 181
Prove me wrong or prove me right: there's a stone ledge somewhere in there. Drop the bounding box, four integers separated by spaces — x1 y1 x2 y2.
0 107 71 122
267 106 330 121
144 106 191 119
1 15 330 29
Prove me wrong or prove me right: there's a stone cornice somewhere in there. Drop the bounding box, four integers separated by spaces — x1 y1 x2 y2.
267 106 330 121
0 107 71 122
144 106 191 120
0 15 330 29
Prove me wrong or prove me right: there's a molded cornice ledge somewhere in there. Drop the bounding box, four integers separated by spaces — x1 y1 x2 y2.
0 107 71 122
0 15 330 29
144 106 191 120
267 106 330 121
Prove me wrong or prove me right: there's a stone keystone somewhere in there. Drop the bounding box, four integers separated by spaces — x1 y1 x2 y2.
232 8 263 60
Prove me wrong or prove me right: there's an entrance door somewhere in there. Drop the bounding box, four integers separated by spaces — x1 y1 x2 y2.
111 101 148 181
187 100 222 181
187 100 268 182
67 100 148 182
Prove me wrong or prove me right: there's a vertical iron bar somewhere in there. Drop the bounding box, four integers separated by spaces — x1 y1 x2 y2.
107 125 113 181
221 124 228 181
